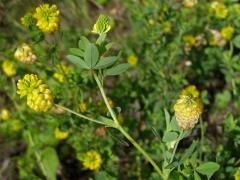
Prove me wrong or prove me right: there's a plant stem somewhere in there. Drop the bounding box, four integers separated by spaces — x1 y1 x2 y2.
93 73 166 179
170 130 184 163
55 104 107 126
200 118 204 160
26 131 47 178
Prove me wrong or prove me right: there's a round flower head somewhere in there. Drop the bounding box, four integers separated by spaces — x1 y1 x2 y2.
183 0 198 8
92 14 111 35
17 74 54 112
34 3 60 33
82 151 102 170
127 55 138 66
54 128 69 140
210 2 228 19
174 85 203 130
209 29 226 48
21 13 34 27
2 60 16 77
221 26 234 40
14 43 37 64
0 108 11 121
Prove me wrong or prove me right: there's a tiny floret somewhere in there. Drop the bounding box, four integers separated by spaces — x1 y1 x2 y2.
174 85 203 130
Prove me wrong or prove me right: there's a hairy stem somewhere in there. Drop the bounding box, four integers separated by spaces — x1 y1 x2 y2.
170 130 184 163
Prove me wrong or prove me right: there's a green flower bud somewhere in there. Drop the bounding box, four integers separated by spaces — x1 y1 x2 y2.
92 14 111 35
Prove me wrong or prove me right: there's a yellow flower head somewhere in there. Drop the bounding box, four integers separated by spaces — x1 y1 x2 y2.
54 128 69 140
0 108 11 121
78 102 87 113
2 60 16 77
34 3 60 33
163 21 172 33
235 168 240 180
174 85 203 130
82 151 102 170
221 26 234 40
210 1 228 19
182 0 198 8
14 43 37 64
21 13 34 27
17 74 54 112
183 35 196 47
127 55 138 66
92 14 111 35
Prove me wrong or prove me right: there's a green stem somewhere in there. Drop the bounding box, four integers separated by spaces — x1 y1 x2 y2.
93 73 166 179
170 130 184 163
26 131 47 178
55 104 107 126
200 118 204 160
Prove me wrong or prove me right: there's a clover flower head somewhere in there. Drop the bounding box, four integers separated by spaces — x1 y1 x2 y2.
127 55 138 66
0 108 11 121
82 151 102 170
34 3 60 33
92 14 111 35
79 102 87 113
21 13 34 27
183 0 198 8
14 43 37 64
210 1 228 19
54 128 69 140
221 26 234 40
2 60 16 77
17 74 54 112
174 85 203 130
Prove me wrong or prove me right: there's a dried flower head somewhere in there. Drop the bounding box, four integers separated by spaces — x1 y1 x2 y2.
14 43 37 64
174 85 203 130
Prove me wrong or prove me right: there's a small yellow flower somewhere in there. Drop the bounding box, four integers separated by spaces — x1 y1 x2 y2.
33 3 60 33
82 151 102 170
235 168 240 180
54 128 69 140
163 21 172 33
182 0 198 8
53 63 70 83
11 119 22 131
148 19 155 26
92 14 111 35
221 26 234 40
210 1 228 19
127 55 138 66
21 13 34 27
183 35 196 47
0 108 11 121
14 43 37 64
173 85 203 130
17 74 54 112
2 60 16 77
79 102 87 113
